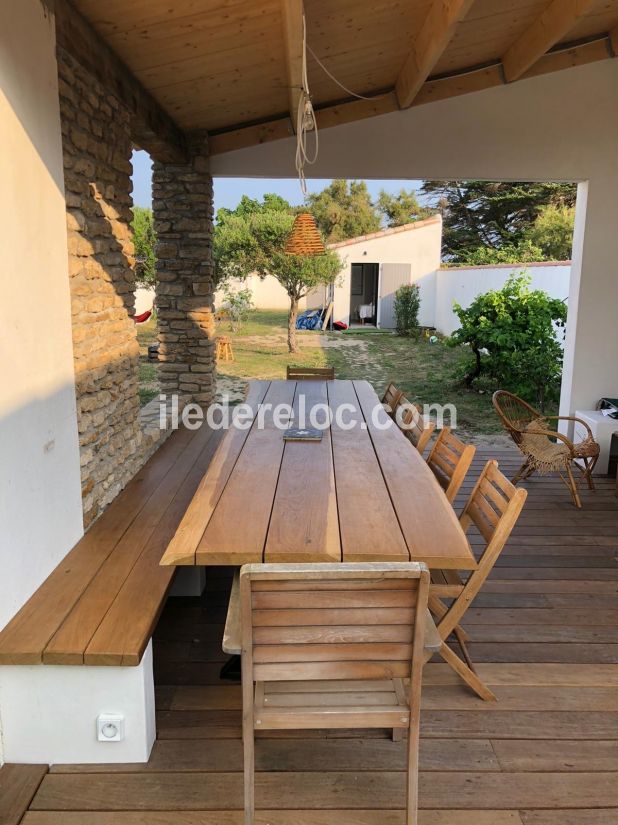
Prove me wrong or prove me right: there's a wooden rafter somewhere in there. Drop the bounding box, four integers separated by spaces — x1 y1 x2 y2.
281 0 305 131
502 0 599 83
395 0 475 109
53 0 188 163
209 38 613 156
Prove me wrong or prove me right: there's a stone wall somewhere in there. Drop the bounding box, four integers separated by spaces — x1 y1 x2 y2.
153 137 216 407
57 49 142 527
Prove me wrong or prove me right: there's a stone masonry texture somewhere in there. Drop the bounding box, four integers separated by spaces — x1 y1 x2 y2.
152 134 216 407
57 49 142 527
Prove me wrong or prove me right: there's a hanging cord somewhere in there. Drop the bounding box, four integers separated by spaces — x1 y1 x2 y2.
306 43 391 102
295 14 318 196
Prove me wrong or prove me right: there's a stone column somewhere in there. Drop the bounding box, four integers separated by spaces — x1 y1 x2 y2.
152 135 216 408
57 49 142 527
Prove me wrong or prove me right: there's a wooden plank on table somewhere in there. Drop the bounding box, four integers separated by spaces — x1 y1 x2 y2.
0 764 48 825
327 380 409 562
28 770 618 810
353 381 475 571
83 422 226 665
161 381 270 566
197 381 297 565
44 419 218 664
0 425 195 664
264 381 340 562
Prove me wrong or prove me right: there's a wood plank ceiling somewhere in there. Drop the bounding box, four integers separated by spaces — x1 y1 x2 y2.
70 0 618 153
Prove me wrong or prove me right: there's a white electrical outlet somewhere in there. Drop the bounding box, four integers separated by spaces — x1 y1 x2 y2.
97 713 125 742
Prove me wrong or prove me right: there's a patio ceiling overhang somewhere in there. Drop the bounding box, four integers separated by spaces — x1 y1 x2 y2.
62 0 618 160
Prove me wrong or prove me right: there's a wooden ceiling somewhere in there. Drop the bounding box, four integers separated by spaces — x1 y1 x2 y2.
69 0 618 155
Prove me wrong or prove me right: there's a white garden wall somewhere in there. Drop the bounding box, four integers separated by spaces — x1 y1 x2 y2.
434 262 571 336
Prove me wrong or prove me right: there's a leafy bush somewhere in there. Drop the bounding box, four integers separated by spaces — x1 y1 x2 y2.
221 286 254 332
131 207 157 287
448 272 567 410
394 284 421 338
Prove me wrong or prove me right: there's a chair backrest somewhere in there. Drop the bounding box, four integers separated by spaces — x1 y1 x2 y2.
396 395 436 454
426 428 476 503
492 390 541 443
240 562 430 684
460 459 527 552
287 366 335 380
382 382 403 414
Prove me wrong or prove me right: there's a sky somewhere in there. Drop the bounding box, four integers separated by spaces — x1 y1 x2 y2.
131 149 424 213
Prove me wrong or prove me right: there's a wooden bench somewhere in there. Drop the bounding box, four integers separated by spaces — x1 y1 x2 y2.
0 420 222 764
0 421 221 666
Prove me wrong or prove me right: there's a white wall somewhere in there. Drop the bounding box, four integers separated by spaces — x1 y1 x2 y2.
212 59 618 415
309 217 442 327
435 262 571 336
0 0 84 750
135 287 155 315
214 273 306 311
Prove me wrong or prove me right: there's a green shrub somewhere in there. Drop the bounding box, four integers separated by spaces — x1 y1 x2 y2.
221 286 254 332
394 284 421 338
448 272 567 410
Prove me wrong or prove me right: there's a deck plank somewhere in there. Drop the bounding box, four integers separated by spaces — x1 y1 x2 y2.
0 764 47 825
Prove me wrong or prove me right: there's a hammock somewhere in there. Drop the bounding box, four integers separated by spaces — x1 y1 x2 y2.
134 310 152 324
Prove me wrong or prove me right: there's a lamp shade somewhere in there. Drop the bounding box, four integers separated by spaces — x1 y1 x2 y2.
284 213 325 256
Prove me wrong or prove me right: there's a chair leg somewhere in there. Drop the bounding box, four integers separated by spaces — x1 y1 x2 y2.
566 463 582 508
453 627 476 673
242 673 255 825
513 458 534 484
405 711 420 825
438 640 497 702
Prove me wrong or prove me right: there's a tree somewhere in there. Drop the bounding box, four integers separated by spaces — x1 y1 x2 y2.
376 188 434 227
306 180 381 242
131 206 157 287
214 195 343 353
525 203 575 261
421 180 577 263
448 272 567 409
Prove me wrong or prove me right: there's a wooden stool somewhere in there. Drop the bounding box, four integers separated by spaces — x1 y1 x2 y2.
216 336 234 362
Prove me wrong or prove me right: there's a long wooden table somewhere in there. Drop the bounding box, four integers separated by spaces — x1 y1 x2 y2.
160 380 476 571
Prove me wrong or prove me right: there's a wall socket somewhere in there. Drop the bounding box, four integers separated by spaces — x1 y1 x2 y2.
96 713 125 742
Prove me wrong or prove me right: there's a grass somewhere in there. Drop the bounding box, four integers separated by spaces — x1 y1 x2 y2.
136 316 159 406
217 310 509 438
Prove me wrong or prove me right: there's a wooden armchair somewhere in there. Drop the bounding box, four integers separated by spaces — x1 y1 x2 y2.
426 428 476 503
224 562 440 825
492 390 599 508
396 395 436 455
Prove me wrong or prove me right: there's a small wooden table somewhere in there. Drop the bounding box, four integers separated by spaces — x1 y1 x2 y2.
160 379 476 571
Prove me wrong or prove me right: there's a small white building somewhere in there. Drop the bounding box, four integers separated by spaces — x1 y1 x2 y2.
214 215 443 327
307 215 443 328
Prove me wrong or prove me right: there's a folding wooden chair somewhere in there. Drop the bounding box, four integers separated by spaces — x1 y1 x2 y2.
224 562 440 825
381 381 403 415
396 395 436 455
429 460 527 701
286 366 335 380
426 428 476 503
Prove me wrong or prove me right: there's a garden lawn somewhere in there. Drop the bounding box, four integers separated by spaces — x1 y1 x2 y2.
136 315 159 406
216 310 510 439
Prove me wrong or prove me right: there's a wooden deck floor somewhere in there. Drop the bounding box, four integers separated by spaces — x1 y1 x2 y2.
20 448 618 824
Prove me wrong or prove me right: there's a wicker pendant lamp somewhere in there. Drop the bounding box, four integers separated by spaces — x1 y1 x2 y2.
284 212 325 256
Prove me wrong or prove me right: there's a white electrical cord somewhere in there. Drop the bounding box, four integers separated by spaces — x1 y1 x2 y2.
295 14 319 196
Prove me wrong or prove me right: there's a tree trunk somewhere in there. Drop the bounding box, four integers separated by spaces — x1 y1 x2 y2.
465 345 483 387
288 296 300 354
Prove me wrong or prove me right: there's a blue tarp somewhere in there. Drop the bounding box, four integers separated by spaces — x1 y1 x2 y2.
296 309 323 330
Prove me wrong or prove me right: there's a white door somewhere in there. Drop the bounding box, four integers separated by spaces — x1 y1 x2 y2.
379 263 412 329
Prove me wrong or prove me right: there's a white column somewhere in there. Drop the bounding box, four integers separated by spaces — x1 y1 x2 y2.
560 177 618 422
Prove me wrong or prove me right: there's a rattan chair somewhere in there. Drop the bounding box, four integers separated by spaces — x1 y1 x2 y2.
492 390 600 508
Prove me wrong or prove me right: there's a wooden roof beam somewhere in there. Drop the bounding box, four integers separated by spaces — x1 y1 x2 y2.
395 0 475 109
281 0 305 132
502 0 599 83
53 0 188 164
